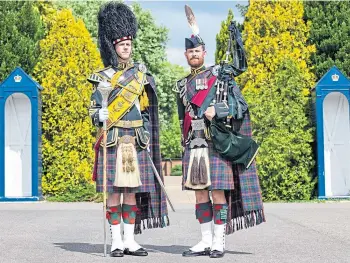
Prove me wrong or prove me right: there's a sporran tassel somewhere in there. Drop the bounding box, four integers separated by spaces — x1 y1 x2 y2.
190 155 199 185
185 145 211 189
198 153 208 184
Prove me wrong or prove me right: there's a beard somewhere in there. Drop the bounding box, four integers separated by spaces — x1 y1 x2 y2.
187 56 204 68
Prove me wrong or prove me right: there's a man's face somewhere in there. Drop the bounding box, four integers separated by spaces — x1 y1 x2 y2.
115 40 132 61
184 45 206 68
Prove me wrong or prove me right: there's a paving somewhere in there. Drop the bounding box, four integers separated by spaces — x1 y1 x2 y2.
1 177 349 263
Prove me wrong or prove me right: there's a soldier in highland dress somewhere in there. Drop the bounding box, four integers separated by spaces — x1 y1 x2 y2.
176 7 265 258
88 2 168 257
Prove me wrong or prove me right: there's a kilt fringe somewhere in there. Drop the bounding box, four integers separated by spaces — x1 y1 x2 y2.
134 215 170 235
226 209 266 235
182 111 265 234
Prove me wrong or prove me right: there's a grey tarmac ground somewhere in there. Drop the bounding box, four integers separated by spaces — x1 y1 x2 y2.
1 177 350 263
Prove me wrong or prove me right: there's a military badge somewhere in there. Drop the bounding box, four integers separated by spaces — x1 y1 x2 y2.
138 63 147 73
195 78 208 90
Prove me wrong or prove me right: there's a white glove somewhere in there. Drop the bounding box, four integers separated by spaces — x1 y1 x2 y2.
98 108 109 122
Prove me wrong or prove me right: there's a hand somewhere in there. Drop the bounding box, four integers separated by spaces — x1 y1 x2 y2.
98 108 109 122
214 102 229 119
204 106 216 121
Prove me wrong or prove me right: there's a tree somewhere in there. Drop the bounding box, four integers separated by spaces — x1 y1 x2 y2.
33 10 103 197
155 62 187 123
215 9 234 64
157 64 186 160
304 1 350 80
34 1 57 30
236 3 248 18
54 1 106 42
240 0 316 200
0 1 44 80
160 111 182 159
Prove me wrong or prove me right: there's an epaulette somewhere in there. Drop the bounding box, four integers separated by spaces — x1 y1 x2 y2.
96 66 117 80
87 72 104 85
133 62 147 74
174 73 191 97
176 72 191 87
87 66 116 85
209 65 219 76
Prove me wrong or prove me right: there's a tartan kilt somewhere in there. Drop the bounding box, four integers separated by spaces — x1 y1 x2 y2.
182 141 234 190
95 128 155 193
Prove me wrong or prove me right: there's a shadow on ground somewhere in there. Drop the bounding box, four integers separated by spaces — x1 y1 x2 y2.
54 242 253 256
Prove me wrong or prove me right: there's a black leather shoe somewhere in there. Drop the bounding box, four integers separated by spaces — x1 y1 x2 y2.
124 248 148 256
110 248 124 257
209 250 225 258
182 247 211 257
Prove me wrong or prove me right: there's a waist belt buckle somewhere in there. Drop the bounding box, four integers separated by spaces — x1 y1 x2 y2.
118 135 136 145
123 120 132 128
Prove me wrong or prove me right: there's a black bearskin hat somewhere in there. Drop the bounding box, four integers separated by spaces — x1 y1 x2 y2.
98 2 137 67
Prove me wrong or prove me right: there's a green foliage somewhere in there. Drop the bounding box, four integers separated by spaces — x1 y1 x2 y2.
34 1 58 32
54 0 108 41
236 3 248 18
155 62 187 124
0 1 44 80
46 183 101 202
304 1 350 79
241 0 316 201
131 4 169 74
156 62 186 158
160 112 182 159
247 59 316 200
171 164 182 176
215 9 234 65
33 9 103 197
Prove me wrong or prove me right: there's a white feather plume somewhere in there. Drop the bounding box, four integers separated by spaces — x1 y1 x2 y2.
189 23 199 36
185 5 200 36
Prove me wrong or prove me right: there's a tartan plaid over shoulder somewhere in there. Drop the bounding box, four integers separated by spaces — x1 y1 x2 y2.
226 109 265 235
134 71 170 234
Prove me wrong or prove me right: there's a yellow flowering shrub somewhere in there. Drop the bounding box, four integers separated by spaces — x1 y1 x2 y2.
239 0 316 200
33 10 103 197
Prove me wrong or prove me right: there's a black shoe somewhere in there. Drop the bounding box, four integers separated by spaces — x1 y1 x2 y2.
124 248 148 256
110 248 124 257
209 250 225 258
182 247 211 257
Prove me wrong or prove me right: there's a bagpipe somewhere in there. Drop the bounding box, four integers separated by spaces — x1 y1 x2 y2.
185 5 259 169
208 21 259 169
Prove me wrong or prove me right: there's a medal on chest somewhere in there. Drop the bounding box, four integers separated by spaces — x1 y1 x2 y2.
195 77 208 90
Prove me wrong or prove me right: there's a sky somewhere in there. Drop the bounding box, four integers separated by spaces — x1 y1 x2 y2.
127 1 248 68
